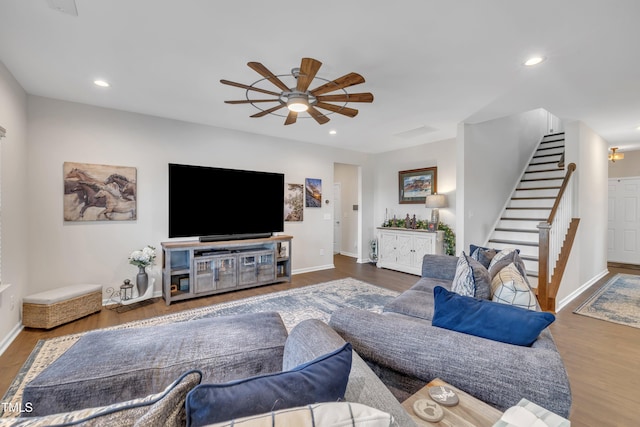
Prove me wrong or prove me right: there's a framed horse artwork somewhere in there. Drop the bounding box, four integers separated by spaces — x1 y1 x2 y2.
64 162 137 221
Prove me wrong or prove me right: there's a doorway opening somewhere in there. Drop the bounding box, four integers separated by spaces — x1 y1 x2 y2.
333 163 362 261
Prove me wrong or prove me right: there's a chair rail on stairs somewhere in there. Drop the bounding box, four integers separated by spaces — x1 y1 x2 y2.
537 163 578 312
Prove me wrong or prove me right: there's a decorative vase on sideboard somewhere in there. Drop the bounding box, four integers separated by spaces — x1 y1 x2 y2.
136 266 149 296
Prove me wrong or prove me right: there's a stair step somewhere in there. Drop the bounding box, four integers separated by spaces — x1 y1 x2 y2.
511 196 555 200
505 207 550 210
495 228 538 233
532 152 564 159
529 160 563 166
520 254 539 262
521 177 564 182
524 168 564 174
488 239 539 247
526 270 538 278
516 186 561 191
501 217 546 221
536 145 565 153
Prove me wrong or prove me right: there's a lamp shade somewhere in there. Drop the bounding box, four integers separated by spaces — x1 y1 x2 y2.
425 194 447 209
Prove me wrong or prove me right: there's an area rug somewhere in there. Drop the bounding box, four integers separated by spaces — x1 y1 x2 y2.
573 273 640 329
1 278 398 416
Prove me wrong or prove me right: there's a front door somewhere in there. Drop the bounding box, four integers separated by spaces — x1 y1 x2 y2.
608 177 640 264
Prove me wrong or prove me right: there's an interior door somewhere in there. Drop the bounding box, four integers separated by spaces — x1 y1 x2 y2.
608 177 640 264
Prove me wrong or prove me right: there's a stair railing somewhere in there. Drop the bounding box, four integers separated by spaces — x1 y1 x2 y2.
537 163 577 312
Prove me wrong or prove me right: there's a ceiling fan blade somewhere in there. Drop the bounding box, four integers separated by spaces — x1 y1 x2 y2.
314 102 359 117
284 110 298 126
220 79 282 97
248 62 291 92
315 92 374 103
224 99 280 104
310 72 365 96
250 104 286 118
296 58 322 93
306 106 330 125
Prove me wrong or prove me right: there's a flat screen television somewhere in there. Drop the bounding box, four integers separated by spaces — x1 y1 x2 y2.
168 163 285 241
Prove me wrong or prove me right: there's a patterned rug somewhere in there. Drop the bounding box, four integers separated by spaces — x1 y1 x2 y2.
1 278 398 416
574 273 640 329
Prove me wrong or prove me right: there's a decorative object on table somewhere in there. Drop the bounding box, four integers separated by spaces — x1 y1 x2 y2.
392 215 397 227
425 193 447 225
63 161 137 222
411 214 417 229
428 385 459 406
399 167 437 204
129 245 156 296
412 399 444 422
284 183 304 222
120 279 133 301
305 178 322 208
428 221 437 231
405 214 411 228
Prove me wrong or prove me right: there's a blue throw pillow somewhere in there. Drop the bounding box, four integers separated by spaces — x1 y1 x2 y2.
431 286 555 346
185 343 352 427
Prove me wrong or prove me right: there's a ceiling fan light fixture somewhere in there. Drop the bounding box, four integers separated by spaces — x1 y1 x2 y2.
287 93 309 112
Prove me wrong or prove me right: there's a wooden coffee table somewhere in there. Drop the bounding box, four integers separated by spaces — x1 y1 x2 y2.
402 378 503 427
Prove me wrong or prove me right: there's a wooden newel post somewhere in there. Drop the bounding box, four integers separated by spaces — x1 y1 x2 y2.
537 222 551 311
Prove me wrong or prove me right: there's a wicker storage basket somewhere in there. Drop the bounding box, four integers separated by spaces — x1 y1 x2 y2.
23 285 102 329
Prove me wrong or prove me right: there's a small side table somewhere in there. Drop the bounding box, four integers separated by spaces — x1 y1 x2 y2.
402 378 503 427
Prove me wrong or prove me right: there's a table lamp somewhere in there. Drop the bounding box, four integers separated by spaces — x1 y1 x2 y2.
425 194 447 225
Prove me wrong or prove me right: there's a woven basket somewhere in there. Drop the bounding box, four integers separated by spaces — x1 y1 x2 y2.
23 290 102 329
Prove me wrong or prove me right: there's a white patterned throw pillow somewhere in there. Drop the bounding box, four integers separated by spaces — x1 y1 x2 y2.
207 402 394 427
451 251 475 297
491 262 538 310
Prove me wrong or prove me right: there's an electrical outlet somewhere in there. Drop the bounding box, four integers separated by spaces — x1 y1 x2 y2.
320 248 325 256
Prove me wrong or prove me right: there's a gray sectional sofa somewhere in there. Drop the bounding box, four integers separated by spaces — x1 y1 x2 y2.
329 254 572 418
10 312 416 426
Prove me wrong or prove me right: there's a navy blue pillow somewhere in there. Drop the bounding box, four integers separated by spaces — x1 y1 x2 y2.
185 343 352 427
431 286 555 346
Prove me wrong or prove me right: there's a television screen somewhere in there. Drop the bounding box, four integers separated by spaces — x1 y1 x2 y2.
169 164 284 240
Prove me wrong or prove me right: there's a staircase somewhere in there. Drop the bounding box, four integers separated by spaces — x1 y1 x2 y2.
486 132 566 289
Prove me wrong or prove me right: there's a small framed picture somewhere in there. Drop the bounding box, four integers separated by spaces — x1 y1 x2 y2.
179 277 190 292
399 167 437 204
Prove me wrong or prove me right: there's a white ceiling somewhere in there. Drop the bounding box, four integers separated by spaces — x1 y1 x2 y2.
1 0 640 154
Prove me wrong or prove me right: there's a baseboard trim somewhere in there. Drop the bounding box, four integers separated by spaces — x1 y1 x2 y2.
292 264 335 275
0 322 24 357
556 268 609 312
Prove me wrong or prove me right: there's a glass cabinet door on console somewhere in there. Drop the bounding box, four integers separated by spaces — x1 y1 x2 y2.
193 255 237 294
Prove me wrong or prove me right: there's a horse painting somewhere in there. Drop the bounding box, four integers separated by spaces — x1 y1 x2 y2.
63 162 137 222
94 189 137 220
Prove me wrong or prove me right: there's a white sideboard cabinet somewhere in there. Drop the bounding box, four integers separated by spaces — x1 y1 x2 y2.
376 227 444 276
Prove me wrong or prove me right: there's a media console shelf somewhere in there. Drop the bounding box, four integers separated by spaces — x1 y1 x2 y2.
161 235 292 305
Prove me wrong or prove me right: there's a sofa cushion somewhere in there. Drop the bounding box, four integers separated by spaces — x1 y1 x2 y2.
451 252 492 299
206 402 394 427
469 244 499 269
432 286 555 346
186 343 352 427
492 263 538 310
9 370 201 427
383 289 435 321
488 248 530 286
22 312 288 416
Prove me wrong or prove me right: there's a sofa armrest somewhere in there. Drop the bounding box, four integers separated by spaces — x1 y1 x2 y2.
330 308 572 418
284 319 417 426
421 254 458 280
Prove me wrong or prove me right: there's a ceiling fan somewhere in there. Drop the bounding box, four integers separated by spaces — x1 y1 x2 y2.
220 58 374 125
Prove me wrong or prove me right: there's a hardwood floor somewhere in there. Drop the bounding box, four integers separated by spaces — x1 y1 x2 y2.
1 256 638 425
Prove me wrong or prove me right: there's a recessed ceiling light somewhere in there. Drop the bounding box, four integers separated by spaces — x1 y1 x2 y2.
523 56 546 66
329 130 337 135
93 79 110 88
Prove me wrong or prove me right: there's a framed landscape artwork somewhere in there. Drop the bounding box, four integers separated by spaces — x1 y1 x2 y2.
399 167 437 204
305 178 322 208
64 162 137 221
284 183 304 222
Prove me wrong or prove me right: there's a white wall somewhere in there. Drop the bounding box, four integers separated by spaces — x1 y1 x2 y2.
558 121 609 307
372 137 457 245
25 96 373 299
0 62 29 350
458 108 551 253
608 149 640 178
